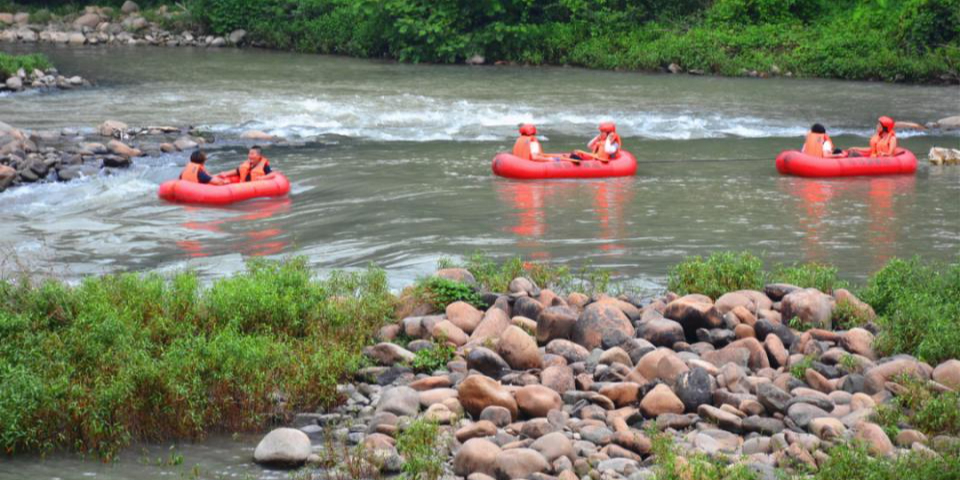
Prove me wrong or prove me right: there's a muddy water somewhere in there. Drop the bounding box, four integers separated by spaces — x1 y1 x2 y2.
0 43 958 479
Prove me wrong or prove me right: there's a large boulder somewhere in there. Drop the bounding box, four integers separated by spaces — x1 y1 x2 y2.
453 438 501 477
840 328 876 360
228 29 247 44
253 428 311 466
515 384 562 418
833 289 876 321
458 375 518 419
363 342 415 366
73 13 101 29
936 115 960 131
470 308 511 342
639 384 684 417
854 422 894 456
933 359 960 390
494 449 549 480
98 120 128 137
781 288 835 330
107 140 142 158
376 386 420 417
663 297 723 340
536 306 578 344
637 318 686 347
435 268 477 286
429 319 468 346
121 1 140 14
674 367 715 413
540 365 575 393
514 296 544 321
571 302 635 350
0 164 15 191
530 431 574 463
466 347 510 379
447 301 483 334
498 325 541 370
545 339 589 364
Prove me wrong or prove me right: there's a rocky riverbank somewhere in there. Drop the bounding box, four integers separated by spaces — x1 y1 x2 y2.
252 268 960 479
0 119 219 192
0 3 246 50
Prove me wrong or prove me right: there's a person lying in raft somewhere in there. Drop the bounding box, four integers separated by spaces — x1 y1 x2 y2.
512 124 561 161
569 122 621 163
848 116 898 158
231 145 273 182
802 123 843 158
179 150 225 185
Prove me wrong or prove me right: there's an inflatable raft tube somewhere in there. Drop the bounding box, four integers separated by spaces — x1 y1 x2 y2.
492 150 638 179
776 149 917 178
158 172 291 205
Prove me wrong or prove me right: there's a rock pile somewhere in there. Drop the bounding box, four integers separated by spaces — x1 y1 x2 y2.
0 3 247 49
2 66 90 94
257 269 960 478
0 119 208 192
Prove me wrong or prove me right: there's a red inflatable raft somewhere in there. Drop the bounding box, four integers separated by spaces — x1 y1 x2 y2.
776 149 917 178
492 151 638 179
158 172 291 205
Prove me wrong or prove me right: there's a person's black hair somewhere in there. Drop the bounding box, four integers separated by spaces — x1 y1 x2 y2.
190 150 206 164
250 145 262 152
811 123 826 134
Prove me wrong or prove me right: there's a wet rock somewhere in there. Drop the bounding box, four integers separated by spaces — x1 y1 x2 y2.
498 325 541 370
454 438 501 477
674 367 715 412
239 129 273 141
494 448 549 480
640 384 684 417
459 374 518 419
106 140 142 158
545 339 590 364
637 318 685 347
173 136 199 151
56 164 99 182
781 288 835 330
571 302 635 350
253 428 311 466
537 306 578 343
754 318 796 349
99 120 128 137
516 384 562 418
228 29 247 44
466 347 511 379
514 296 544 321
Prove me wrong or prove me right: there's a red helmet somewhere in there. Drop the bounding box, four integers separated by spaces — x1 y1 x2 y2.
599 122 616 133
879 116 895 129
519 124 537 136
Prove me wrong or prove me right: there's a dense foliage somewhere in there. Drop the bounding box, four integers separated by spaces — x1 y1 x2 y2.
3 0 956 81
0 52 51 77
0 258 394 458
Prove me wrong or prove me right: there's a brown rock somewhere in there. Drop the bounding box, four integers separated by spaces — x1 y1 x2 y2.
536 305 578 344
363 342 415 366
409 376 453 391
540 365 575 394
633 348 682 382
470 308 511 343
731 305 757 326
599 383 641 408
834 288 876 321
454 438 501 477
854 421 894 456
810 417 846 440
419 388 458 407
781 288 835 330
764 334 789 369
663 297 723 339
545 339 590 364
515 384 562 418
636 318 686 347
599 346 633 367
611 430 652 455
639 384 684 417
840 328 876 360
98 120 128 137
447 301 484 334
865 358 930 393
571 302 635 350
734 323 755 339
805 369 834 393
725 337 770 370
716 292 754 314
107 140 142 158
494 448 549 480
456 420 497 443
895 429 928 447
530 431 574 463
498 325 541 370
656 353 690 385
458 375 519 420
435 268 477 286
933 359 960 390
430 319 469 346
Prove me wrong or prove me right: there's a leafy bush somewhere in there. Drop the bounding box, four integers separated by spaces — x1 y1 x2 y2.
772 262 848 293
831 298 871 330
790 355 815 379
0 53 53 77
0 258 394 458
410 340 456 373
667 251 764 300
813 441 960 480
650 429 758 480
873 375 960 437
396 418 445 480
860 257 960 364
414 276 483 310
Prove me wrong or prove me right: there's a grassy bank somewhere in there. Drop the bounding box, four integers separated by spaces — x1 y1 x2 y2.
2 0 958 83
0 52 51 77
0 258 394 458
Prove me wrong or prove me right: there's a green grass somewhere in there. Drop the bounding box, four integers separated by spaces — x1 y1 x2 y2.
0 257 394 458
790 355 815 380
439 251 613 295
650 429 758 480
771 262 848 294
396 418 445 480
409 338 455 373
860 257 960 364
667 251 765 300
808 442 960 480
413 276 484 310
0 53 53 78
872 375 960 439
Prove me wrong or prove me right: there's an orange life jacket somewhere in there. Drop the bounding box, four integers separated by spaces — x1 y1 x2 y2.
179 162 208 183
869 132 896 158
590 132 622 161
238 158 270 182
802 132 831 158
512 136 541 160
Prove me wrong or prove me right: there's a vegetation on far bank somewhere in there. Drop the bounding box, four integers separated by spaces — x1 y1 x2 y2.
2 0 958 82
0 52 51 77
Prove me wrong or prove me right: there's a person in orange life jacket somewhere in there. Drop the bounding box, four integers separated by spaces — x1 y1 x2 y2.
179 150 224 185
849 116 898 158
234 145 273 182
801 123 842 158
571 122 621 162
512 124 555 161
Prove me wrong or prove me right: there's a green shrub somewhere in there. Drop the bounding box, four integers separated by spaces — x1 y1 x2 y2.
667 251 764 300
772 262 848 293
831 299 872 330
650 430 758 480
0 53 53 77
790 355 815 380
0 258 393 458
396 418 445 480
414 276 483 310
860 257 960 364
409 339 455 373
813 441 960 480
876 375 960 437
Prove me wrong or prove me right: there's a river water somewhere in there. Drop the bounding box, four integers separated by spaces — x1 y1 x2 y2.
1 44 959 478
